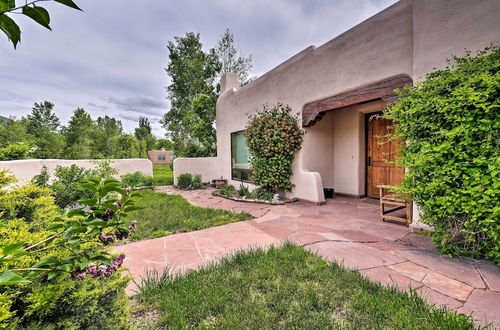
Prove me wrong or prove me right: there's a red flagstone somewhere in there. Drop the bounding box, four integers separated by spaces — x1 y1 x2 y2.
388 262 474 301
123 187 500 328
457 289 500 328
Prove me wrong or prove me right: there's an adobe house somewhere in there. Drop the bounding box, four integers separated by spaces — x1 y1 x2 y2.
148 150 174 165
174 0 500 226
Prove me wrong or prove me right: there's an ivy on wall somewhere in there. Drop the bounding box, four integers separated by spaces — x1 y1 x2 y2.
384 46 499 263
244 103 305 194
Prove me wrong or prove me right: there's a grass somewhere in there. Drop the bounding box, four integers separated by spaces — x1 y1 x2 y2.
135 244 474 329
126 189 253 240
153 164 173 186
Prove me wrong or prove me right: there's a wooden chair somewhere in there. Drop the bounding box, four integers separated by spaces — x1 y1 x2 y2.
377 185 412 226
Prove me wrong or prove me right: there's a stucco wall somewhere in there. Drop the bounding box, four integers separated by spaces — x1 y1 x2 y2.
173 157 221 185
175 0 500 203
0 159 152 185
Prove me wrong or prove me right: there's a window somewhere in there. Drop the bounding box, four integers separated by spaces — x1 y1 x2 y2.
231 131 252 182
158 154 166 160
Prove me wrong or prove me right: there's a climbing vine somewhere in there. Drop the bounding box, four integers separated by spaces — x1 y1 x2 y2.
244 103 305 193
384 46 500 264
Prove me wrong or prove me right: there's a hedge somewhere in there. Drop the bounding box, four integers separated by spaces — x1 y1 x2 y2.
384 46 499 263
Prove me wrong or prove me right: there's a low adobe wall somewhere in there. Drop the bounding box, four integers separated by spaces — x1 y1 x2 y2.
0 159 153 185
173 157 221 185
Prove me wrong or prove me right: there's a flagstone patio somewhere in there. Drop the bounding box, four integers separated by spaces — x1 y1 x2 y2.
115 186 500 328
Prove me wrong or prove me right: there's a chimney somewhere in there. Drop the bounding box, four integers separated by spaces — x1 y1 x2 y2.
220 73 239 94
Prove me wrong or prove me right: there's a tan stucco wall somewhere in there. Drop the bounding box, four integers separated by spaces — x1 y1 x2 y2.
174 0 500 203
0 159 153 185
173 157 221 185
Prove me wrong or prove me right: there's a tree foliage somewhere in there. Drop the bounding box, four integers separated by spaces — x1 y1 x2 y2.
0 101 164 160
214 28 253 85
244 104 304 193
384 46 500 263
162 29 253 157
0 0 81 48
161 32 220 157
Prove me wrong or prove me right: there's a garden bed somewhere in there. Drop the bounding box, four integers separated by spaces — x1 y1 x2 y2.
212 189 297 205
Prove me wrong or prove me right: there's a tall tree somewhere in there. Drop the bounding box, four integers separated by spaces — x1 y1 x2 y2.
95 116 123 158
26 101 65 158
62 108 95 159
27 101 60 134
135 116 156 153
214 29 253 84
161 32 220 157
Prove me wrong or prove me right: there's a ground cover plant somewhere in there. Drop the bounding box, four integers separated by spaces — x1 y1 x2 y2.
385 46 500 263
153 164 173 186
136 244 474 329
126 190 252 240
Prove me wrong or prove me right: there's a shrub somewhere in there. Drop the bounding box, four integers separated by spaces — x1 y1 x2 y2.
0 178 131 328
177 173 193 189
0 143 32 160
32 162 118 209
384 46 500 263
244 103 304 193
193 174 202 184
121 171 153 187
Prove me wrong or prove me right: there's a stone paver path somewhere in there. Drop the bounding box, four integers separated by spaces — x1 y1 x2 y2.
115 186 500 328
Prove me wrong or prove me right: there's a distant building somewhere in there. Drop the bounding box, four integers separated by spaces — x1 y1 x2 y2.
148 150 174 165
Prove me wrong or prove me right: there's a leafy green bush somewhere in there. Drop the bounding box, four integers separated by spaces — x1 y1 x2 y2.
0 143 32 160
0 176 131 328
32 161 118 209
177 173 193 189
121 171 153 187
219 184 235 197
193 174 202 184
244 103 304 193
384 46 499 263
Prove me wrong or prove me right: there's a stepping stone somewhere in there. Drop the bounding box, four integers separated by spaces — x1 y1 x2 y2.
391 249 485 288
457 289 500 328
306 241 406 270
474 260 500 291
389 261 474 301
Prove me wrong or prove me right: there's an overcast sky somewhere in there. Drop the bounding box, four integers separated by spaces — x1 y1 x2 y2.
0 0 397 137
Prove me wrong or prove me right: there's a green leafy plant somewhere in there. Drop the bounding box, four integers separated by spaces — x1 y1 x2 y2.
121 171 153 188
177 173 193 189
0 171 131 327
0 0 82 48
244 103 305 194
0 176 141 286
0 142 32 160
237 182 250 197
384 46 500 263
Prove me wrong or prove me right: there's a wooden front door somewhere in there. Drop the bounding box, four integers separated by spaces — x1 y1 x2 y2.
366 115 404 198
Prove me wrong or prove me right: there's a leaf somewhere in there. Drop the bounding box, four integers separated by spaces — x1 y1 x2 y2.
0 0 15 13
0 270 30 286
46 272 60 281
22 5 51 30
0 14 20 48
33 256 59 267
54 0 82 11
2 243 23 256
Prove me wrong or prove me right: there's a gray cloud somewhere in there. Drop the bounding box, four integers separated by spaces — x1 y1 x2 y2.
0 0 397 137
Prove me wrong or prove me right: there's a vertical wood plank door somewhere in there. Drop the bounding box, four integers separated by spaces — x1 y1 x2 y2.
366 116 404 198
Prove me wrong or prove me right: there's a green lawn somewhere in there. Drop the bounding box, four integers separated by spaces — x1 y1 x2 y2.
153 164 173 186
134 244 474 329
126 190 253 240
